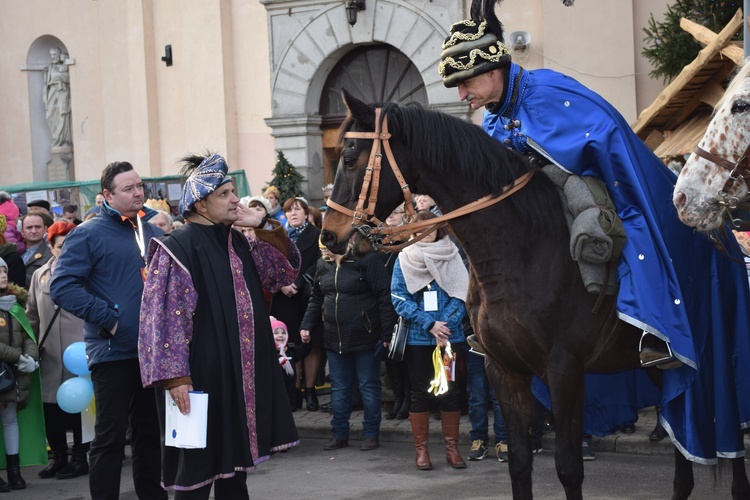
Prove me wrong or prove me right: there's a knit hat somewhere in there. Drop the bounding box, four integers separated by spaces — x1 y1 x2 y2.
240 196 271 214
439 19 511 88
270 316 288 335
0 257 6 271
0 194 20 226
47 220 76 243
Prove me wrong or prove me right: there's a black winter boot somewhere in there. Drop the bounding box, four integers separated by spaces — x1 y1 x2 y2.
305 387 319 411
6 454 26 490
396 394 411 420
56 443 89 480
387 396 403 420
0 475 8 493
38 447 68 478
385 360 404 420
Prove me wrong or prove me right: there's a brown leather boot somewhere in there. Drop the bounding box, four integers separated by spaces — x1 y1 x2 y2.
441 411 467 469
409 412 432 470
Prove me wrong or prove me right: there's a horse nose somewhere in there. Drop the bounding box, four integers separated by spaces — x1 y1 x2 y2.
320 230 336 247
673 191 687 209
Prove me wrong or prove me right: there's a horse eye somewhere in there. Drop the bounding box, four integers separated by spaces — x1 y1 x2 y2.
731 100 750 114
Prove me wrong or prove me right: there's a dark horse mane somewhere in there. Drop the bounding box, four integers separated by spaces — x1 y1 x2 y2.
339 100 566 239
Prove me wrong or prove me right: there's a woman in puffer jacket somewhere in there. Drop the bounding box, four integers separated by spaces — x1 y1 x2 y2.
0 256 40 491
300 246 396 452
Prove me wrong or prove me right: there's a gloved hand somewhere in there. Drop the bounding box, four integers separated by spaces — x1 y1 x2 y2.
17 354 38 374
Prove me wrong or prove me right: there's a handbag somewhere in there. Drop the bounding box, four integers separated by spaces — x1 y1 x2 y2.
38 305 62 360
387 317 408 361
0 315 17 393
0 362 16 393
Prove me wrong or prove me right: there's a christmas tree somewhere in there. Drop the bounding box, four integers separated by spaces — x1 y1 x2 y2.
642 0 742 83
265 151 306 203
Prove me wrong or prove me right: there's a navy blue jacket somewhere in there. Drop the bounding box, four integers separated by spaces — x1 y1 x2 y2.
50 202 162 367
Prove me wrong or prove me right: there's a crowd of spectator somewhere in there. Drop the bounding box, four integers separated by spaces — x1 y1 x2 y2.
0 157 676 499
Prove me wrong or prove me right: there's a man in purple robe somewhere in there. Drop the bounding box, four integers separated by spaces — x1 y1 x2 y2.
138 153 300 499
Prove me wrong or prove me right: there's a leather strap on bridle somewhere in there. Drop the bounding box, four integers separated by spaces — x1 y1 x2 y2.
326 108 537 252
692 144 750 229
339 110 417 228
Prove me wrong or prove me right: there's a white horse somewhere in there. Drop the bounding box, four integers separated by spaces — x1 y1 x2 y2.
674 60 750 230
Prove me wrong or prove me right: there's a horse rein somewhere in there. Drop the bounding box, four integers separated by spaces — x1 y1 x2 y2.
692 144 750 229
326 107 536 252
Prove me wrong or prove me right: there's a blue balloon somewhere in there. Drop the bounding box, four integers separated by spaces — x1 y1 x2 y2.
63 342 90 376
56 377 94 414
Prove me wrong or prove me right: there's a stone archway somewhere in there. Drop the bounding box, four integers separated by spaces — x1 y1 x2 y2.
263 0 469 201
319 44 428 186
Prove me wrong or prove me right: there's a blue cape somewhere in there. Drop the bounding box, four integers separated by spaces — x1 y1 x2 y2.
485 63 750 463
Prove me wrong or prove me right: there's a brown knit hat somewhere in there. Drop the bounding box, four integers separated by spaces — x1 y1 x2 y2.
438 19 511 88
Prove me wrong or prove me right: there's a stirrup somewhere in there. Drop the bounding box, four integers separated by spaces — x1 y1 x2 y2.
639 332 682 369
467 334 485 357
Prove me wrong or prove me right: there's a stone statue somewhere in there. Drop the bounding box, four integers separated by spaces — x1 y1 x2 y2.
42 47 72 147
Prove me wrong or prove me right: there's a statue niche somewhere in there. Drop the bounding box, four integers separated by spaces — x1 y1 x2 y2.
42 47 72 147
42 46 74 181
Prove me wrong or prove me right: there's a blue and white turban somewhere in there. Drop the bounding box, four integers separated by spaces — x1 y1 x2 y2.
178 154 233 216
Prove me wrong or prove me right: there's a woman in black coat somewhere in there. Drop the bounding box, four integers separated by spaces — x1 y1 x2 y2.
300 249 396 451
269 198 322 410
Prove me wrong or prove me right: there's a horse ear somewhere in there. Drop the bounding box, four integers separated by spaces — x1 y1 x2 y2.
341 89 373 126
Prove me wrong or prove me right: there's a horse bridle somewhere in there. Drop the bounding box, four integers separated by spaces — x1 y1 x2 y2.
692 144 750 229
325 107 536 251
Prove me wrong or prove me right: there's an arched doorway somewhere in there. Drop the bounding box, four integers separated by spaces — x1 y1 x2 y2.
319 45 427 186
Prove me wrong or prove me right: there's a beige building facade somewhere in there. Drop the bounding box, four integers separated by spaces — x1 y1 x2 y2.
0 0 670 204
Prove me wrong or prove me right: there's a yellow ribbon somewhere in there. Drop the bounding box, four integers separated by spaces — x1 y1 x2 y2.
428 342 454 396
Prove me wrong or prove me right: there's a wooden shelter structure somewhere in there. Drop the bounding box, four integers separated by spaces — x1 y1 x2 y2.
632 9 745 164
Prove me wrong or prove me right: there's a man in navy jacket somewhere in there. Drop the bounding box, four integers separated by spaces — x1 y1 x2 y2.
51 161 166 500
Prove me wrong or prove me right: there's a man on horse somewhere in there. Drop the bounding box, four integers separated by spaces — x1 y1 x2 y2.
438 0 750 464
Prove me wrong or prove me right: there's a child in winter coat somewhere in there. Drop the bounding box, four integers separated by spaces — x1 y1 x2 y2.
0 193 24 254
271 317 297 412
0 256 40 491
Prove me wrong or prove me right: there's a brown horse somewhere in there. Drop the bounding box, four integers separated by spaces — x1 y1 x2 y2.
321 91 750 500
321 91 644 499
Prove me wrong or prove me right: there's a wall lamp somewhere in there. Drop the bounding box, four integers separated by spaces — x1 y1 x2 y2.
345 0 366 27
161 45 173 67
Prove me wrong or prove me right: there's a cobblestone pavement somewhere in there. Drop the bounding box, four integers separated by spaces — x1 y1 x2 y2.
293 392 679 457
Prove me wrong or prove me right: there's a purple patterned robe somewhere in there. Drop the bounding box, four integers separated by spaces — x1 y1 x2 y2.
138 223 300 491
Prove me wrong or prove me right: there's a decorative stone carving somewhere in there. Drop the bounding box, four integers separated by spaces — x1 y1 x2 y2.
42 47 72 147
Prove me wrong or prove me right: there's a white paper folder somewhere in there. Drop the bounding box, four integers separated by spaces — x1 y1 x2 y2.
165 391 208 449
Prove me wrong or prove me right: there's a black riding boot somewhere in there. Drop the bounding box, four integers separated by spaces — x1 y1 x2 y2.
396 392 411 420
6 454 26 490
385 360 404 420
396 375 411 420
56 442 89 479
305 386 319 411
38 447 68 479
